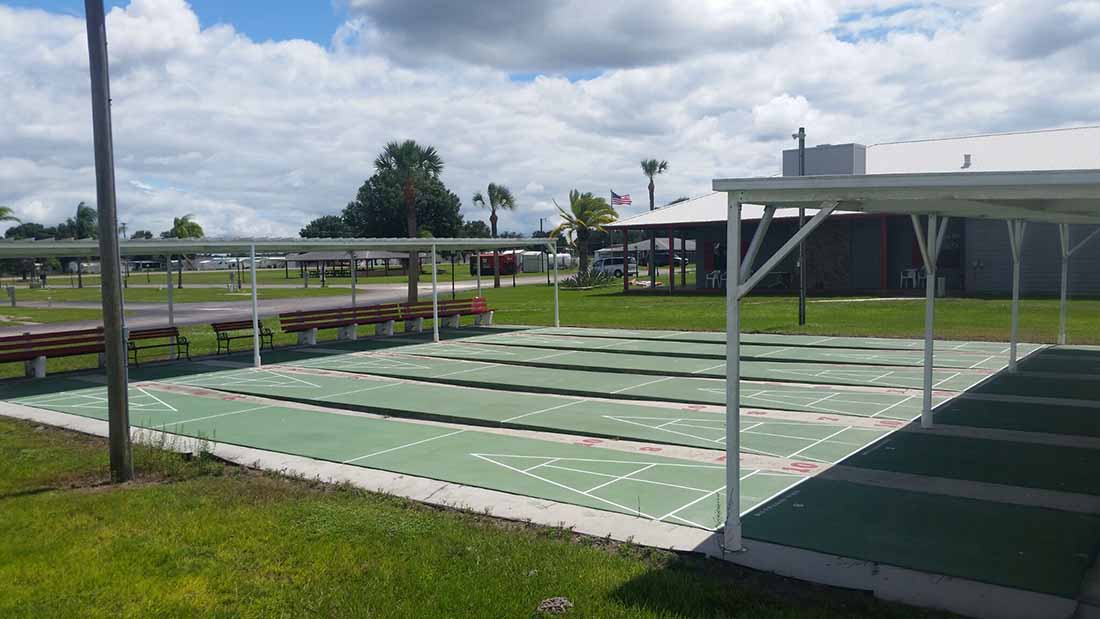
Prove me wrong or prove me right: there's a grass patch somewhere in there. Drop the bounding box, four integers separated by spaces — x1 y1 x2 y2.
0 417 950 618
473 285 1100 344
0 307 106 326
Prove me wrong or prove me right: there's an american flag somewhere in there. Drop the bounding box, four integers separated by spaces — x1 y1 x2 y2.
611 191 632 205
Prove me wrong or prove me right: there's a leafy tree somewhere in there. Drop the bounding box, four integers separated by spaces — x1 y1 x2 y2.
160 214 204 239
498 231 525 239
160 214 204 289
459 220 491 238
472 183 516 288
550 190 618 272
300 215 351 238
53 202 98 287
641 159 669 283
342 173 463 239
372 140 444 303
0 206 20 227
5 222 52 240
130 230 154 240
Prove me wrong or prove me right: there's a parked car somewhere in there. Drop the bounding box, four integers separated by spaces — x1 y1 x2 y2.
591 257 638 278
648 254 686 267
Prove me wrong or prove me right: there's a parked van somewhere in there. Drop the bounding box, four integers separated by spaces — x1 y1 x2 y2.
591 257 638 278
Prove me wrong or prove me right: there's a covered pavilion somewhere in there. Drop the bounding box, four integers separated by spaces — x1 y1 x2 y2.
711 169 1100 552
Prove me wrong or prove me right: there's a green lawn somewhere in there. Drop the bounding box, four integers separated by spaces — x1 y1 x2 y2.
24 264 579 290
0 307 105 326
473 285 1100 344
0 417 948 618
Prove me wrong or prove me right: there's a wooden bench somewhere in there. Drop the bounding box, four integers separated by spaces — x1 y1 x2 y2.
400 297 493 332
0 328 105 377
279 303 402 345
128 327 190 366
212 320 273 354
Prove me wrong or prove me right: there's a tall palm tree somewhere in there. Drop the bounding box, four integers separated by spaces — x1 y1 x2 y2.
550 190 618 273
641 159 669 285
374 140 444 303
472 183 516 289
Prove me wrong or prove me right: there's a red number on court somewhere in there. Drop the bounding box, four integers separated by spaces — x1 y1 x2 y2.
715 455 727 462
785 462 818 471
746 411 766 416
579 438 602 444
685 405 705 410
816 416 839 422
639 447 662 452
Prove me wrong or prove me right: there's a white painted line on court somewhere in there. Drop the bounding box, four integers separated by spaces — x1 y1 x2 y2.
611 376 673 394
156 404 274 429
785 426 853 459
137 387 178 413
343 429 467 463
503 399 587 423
584 463 659 494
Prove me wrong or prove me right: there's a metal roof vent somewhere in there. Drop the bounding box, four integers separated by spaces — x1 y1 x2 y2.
961 153 972 169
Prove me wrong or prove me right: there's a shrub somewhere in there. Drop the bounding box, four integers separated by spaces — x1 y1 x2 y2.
561 268 614 289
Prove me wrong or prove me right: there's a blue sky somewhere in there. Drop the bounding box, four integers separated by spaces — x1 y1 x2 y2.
10 0 344 45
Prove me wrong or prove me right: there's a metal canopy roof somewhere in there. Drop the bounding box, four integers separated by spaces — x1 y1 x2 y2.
713 169 1100 224
0 237 551 259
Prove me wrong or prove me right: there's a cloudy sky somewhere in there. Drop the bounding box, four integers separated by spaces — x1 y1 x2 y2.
1 0 1098 237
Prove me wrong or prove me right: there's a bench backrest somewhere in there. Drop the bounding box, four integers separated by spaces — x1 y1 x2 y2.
401 297 490 318
0 328 104 357
279 303 402 331
212 320 264 333
129 327 180 341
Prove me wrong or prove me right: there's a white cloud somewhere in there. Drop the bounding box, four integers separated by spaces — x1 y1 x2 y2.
0 0 1099 239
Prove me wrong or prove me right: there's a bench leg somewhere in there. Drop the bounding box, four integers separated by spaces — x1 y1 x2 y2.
375 320 395 337
32 356 46 378
404 318 423 333
478 311 494 326
298 328 318 346
445 315 460 328
100 353 108 369
338 325 358 341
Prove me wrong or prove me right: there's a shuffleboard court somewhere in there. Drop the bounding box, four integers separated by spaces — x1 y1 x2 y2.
426 330 1013 370
5 382 800 527
522 325 1045 355
282 350 943 419
322 338 979 392
145 365 899 462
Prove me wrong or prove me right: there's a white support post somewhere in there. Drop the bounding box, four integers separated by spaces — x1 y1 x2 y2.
1057 225 1100 345
911 214 948 429
166 254 175 359
552 243 560 328
739 202 837 299
1058 224 1069 346
250 244 260 368
920 214 937 428
739 205 775 283
431 244 439 343
476 250 482 297
723 193 742 552
349 250 358 341
1007 220 1027 370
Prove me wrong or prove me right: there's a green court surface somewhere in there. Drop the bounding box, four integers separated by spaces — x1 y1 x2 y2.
936 397 1100 438
5 383 789 526
744 478 1100 598
141 365 895 462
848 431 1100 496
342 339 985 391
4 327 1098 602
430 329 1014 370
527 326 1046 355
281 350 939 419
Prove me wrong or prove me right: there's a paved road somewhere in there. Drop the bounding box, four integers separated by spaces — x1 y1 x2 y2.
2 275 556 334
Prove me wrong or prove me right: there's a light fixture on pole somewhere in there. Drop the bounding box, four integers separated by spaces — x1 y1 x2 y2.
792 127 807 326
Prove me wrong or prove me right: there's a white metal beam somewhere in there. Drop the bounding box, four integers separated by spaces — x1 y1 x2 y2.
1058 225 1100 345
739 206 775 283
912 214 943 429
165 254 175 359
552 242 560 328
738 202 837 299
250 244 260 368
431 245 439 343
1007 220 1027 370
724 192 742 552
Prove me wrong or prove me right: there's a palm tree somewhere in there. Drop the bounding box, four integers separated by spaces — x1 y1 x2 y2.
162 214 204 288
373 140 444 303
550 190 618 273
472 183 516 289
0 206 20 225
641 159 669 284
